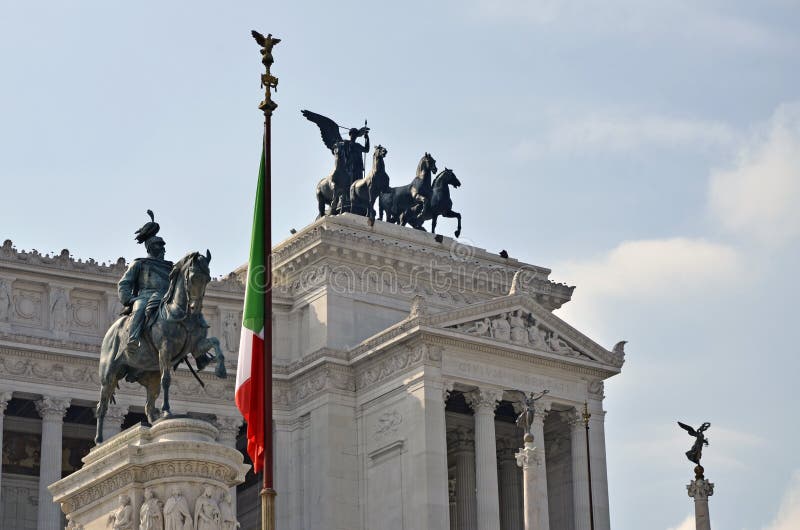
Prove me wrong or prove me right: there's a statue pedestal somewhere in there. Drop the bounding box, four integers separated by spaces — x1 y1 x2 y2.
687 467 714 530
49 417 248 530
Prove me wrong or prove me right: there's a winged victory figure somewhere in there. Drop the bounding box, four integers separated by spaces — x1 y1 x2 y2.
677 421 711 465
302 110 369 215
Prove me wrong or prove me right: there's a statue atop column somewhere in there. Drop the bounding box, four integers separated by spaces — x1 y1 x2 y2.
678 421 711 468
514 389 550 441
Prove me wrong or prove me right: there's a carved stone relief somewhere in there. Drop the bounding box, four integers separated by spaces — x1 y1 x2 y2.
373 410 403 441
50 287 71 332
12 286 44 326
0 278 11 322
222 311 240 352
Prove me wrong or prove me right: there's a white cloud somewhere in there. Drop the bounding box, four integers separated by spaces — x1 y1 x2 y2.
556 237 742 300
553 237 743 339
514 110 737 159
666 514 694 530
761 470 800 530
708 102 800 245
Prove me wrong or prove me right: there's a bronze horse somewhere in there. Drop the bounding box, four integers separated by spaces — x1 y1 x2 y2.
421 168 462 237
350 145 390 218
95 251 226 444
378 152 437 227
315 142 349 218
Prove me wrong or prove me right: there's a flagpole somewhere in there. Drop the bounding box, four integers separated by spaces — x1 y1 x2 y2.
253 30 280 530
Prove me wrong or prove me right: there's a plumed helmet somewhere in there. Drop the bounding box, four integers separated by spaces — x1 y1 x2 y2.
134 209 160 244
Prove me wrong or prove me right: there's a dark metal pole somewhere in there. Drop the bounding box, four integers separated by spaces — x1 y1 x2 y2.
252 29 280 530
583 402 595 530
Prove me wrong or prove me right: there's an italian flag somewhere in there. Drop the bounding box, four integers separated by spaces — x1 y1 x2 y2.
235 149 266 473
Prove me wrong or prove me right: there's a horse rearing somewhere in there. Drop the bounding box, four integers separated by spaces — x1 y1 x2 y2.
95 250 226 444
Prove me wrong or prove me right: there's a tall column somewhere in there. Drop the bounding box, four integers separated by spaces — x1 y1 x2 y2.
687 472 714 530
101 403 129 442
587 390 610 530
497 439 523 530
450 426 477 530
35 396 71 530
515 434 542 530
564 410 590 530
466 388 503 530
0 391 13 509
216 415 243 520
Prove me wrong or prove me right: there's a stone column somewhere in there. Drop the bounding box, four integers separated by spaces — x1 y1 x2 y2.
516 434 543 530
466 388 503 530
687 472 714 530
450 426 477 530
497 439 523 530
0 391 12 508
448 478 457 530
564 409 591 530
216 414 243 519
35 396 71 530
587 388 610 530
101 403 129 442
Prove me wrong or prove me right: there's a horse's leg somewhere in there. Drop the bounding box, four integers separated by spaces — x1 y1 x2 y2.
157 342 173 418
442 209 462 238
94 373 119 444
196 337 227 378
431 214 438 235
143 372 161 423
316 188 326 219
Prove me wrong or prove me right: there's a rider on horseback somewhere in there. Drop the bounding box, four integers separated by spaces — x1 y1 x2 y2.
118 211 185 357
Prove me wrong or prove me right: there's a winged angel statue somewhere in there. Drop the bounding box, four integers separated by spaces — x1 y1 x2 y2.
677 421 710 465
302 110 370 216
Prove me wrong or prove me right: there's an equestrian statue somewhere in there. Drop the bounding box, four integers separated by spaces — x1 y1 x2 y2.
95 211 226 444
303 109 370 216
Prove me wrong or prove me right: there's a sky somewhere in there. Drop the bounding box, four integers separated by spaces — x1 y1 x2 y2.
1 1 799 528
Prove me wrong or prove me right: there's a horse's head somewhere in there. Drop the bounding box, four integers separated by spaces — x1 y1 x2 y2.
186 250 212 315
434 167 461 189
374 145 388 160
417 152 437 180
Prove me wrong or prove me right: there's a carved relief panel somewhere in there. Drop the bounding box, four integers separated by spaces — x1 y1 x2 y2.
69 290 103 336
11 282 46 328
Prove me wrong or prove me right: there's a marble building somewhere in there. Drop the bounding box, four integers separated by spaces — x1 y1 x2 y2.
0 212 624 530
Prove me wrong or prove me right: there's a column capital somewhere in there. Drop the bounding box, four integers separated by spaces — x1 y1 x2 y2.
465 388 503 414
35 395 71 421
561 409 585 431
515 441 541 469
442 379 455 404
215 415 243 444
104 403 129 424
687 478 714 500
0 390 13 414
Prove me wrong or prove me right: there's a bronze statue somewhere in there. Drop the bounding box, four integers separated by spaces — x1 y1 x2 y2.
251 31 280 112
379 152 437 228
420 167 462 237
303 110 370 214
678 421 711 465
514 389 549 438
350 144 390 219
95 213 227 444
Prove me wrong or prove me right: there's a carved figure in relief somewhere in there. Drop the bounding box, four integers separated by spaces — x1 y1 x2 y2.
548 332 577 356
464 317 491 336
222 313 239 352
508 310 528 344
140 488 164 530
490 313 511 341
194 486 221 530
678 421 711 466
219 491 239 530
51 288 70 331
0 279 10 321
107 494 134 530
164 488 193 530
527 321 547 349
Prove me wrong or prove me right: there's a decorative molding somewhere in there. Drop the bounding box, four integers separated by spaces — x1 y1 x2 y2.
687 478 714 500
355 342 441 391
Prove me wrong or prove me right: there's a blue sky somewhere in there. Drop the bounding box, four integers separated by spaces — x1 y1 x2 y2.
1 2 799 528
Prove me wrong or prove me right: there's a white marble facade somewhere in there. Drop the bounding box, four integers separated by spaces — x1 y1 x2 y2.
0 213 624 530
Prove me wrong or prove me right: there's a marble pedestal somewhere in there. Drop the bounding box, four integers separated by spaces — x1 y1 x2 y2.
48 418 249 530
687 467 714 530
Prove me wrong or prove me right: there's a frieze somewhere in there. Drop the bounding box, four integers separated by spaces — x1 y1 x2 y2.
442 356 579 399
355 342 441 391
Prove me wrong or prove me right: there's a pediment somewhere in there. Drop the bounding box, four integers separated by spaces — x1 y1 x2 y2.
428 294 624 368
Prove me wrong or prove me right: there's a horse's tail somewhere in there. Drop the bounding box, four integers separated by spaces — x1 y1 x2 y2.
99 318 126 393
